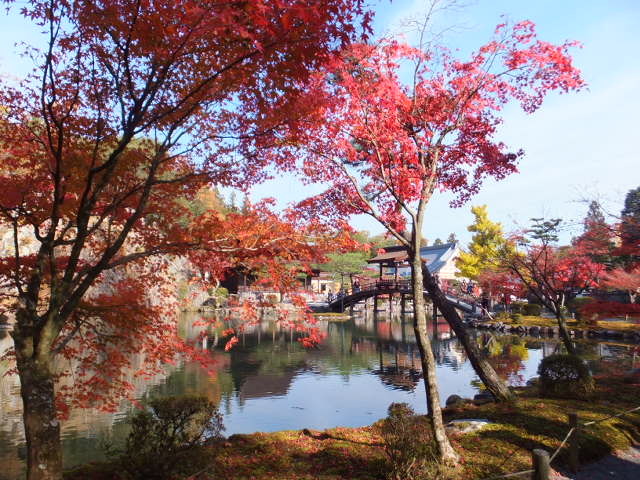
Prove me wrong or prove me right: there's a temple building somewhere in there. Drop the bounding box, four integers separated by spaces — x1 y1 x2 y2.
367 242 464 281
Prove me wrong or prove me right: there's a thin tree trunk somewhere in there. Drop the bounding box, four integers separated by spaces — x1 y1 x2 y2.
13 312 63 480
421 263 514 402
556 312 577 355
410 255 458 463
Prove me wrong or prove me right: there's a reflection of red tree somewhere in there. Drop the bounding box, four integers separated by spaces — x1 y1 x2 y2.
376 321 392 340
486 343 527 385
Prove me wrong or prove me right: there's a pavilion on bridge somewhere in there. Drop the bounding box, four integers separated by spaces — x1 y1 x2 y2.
367 242 464 282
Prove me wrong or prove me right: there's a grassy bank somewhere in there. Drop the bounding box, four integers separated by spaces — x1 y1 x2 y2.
488 315 640 333
65 375 639 480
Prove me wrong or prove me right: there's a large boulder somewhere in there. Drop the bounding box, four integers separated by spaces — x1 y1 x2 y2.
445 395 465 408
473 392 495 405
446 419 492 435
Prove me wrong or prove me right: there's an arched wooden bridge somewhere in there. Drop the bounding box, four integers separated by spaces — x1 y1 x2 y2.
327 278 482 316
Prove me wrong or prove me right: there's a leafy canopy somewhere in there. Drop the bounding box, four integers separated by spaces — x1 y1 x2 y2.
456 205 513 280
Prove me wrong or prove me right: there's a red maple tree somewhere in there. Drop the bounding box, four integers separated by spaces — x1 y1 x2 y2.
502 220 605 353
296 20 583 461
0 1 371 478
566 206 640 319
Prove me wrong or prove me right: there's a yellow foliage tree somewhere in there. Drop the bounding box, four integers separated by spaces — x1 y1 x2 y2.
456 205 512 280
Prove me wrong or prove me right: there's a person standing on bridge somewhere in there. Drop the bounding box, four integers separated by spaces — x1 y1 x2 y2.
353 279 361 292
327 290 334 302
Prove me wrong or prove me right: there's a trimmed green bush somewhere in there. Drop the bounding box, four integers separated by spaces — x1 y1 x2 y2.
523 303 542 316
381 403 443 480
215 287 229 298
510 302 527 314
510 313 523 324
115 396 224 479
537 354 594 399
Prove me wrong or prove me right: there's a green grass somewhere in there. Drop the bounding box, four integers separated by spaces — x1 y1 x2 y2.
489 315 640 333
65 376 640 480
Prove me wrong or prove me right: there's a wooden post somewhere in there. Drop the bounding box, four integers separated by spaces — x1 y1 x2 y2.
374 294 379 313
532 449 550 480
568 413 580 473
432 301 437 320
389 293 393 315
401 294 406 314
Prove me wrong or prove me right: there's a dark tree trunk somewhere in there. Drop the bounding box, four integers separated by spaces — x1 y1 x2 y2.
410 255 458 463
12 311 63 480
420 264 514 402
556 312 577 355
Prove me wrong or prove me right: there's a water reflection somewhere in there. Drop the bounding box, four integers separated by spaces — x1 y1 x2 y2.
0 313 636 477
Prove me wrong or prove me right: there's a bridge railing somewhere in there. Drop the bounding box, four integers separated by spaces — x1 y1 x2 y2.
328 278 411 303
351 278 411 295
333 278 478 301
330 279 484 316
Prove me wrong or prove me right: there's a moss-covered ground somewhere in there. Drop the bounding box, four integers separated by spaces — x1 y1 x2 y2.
488 315 640 334
65 375 639 480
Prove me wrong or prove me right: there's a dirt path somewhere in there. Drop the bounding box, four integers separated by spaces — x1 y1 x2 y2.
552 445 640 480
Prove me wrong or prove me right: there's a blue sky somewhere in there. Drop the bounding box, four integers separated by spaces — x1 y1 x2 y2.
1 1 638 245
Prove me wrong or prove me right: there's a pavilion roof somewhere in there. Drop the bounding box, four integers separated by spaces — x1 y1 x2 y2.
367 249 408 264
367 242 459 273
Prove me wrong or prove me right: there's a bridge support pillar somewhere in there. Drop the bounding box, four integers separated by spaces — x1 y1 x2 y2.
374 294 378 313
432 301 437 321
401 294 406 314
389 293 393 315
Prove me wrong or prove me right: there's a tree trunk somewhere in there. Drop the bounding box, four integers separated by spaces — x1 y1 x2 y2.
12 313 63 480
410 255 458 463
556 312 577 355
421 264 514 402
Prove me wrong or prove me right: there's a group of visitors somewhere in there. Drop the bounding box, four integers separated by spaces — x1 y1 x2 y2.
327 279 362 302
459 279 479 297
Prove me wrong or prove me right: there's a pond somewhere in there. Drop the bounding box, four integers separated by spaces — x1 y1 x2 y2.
0 312 637 478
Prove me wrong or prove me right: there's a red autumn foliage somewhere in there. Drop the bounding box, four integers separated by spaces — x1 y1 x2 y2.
0 1 372 477
601 267 640 301
477 269 527 302
296 22 583 230
505 241 605 315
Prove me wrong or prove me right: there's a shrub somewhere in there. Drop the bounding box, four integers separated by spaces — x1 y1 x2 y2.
510 313 523 324
215 287 229 299
115 396 224 479
537 354 594 399
523 303 542 316
495 311 511 322
510 302 527 314
380 403 443 480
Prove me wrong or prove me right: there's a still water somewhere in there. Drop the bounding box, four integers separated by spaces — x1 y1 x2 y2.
0 312 636 477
